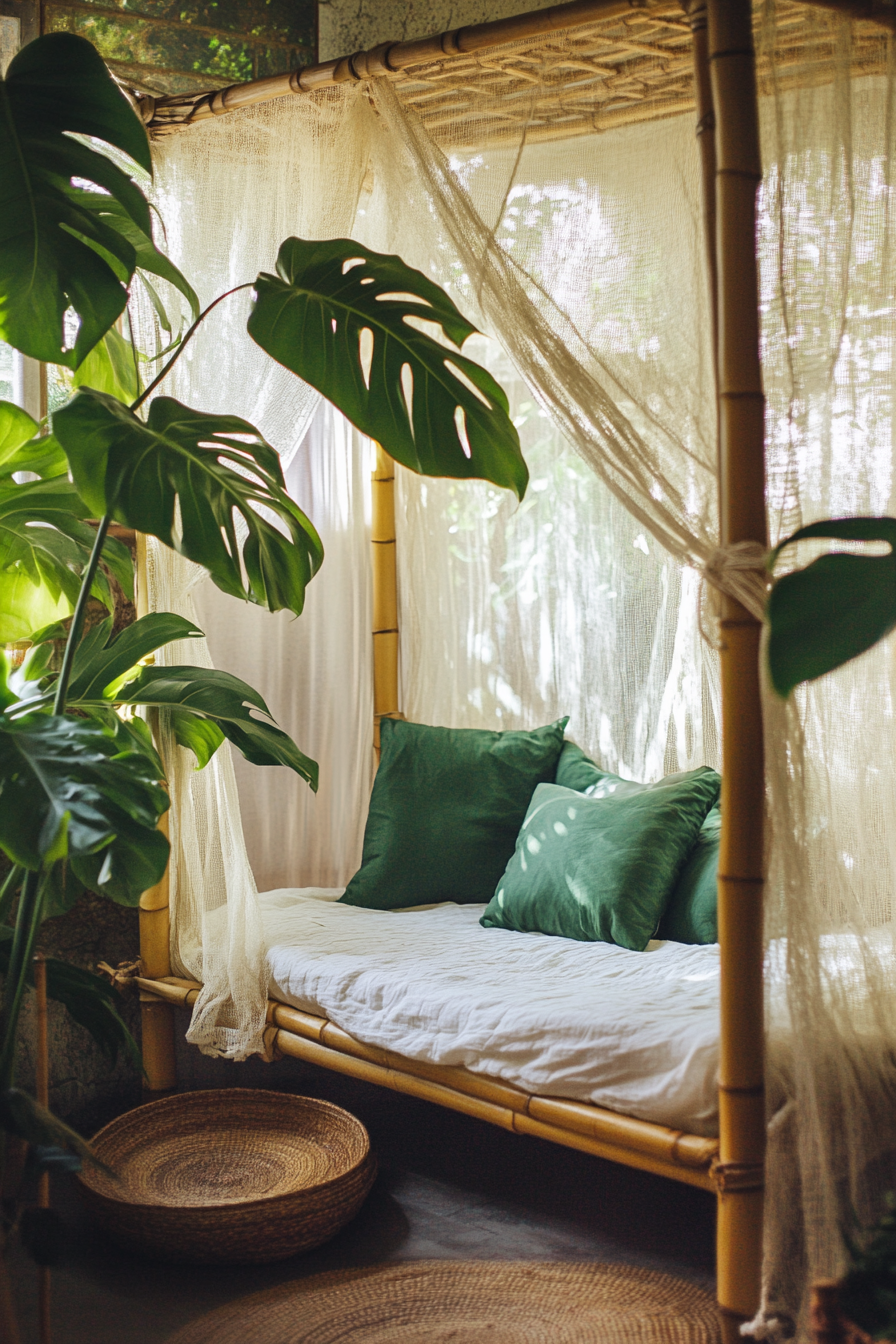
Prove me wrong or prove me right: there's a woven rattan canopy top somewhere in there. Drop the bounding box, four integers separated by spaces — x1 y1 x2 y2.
141 0 892 145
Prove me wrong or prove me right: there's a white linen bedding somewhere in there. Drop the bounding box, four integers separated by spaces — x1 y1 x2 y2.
260 887 720 1137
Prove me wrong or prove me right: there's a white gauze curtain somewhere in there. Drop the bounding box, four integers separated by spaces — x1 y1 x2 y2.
756 5 896 1334
139 90 374 1057
358 85 720 779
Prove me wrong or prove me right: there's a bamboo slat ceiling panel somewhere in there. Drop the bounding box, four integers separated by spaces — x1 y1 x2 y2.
144 1 891 142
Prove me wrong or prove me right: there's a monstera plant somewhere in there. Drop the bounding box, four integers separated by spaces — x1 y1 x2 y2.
0 31 526 1185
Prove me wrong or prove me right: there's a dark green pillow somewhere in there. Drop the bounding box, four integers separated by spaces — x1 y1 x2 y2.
556 741 721 945
340 715 569 910
656 806 720 944
480 769 721 950
554 741 643 799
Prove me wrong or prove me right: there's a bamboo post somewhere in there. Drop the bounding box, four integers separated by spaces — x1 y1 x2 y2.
135 533 177 1095
33 953 50 1344
707 0 767 1338
371 444 401 755
681 0 718 398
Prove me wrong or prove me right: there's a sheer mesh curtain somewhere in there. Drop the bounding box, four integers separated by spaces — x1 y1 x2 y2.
356 103 720 779
192 402 374 893
756 7 896 1332
139 90 374 1057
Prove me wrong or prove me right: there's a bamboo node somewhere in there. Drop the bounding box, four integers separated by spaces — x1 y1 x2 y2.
710 1159 764 1193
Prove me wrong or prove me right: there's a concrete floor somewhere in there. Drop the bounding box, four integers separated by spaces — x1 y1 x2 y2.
10 1051 716 1343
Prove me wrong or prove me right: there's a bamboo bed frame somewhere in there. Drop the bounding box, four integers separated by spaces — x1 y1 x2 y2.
129 1 890 1336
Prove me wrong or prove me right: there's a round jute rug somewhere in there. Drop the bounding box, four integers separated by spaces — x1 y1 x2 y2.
164 1260 720 1343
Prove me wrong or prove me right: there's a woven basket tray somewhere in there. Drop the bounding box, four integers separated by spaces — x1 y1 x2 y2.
77 1088 376 1264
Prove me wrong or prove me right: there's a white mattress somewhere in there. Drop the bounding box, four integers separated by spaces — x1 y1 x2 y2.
260 888 721 1138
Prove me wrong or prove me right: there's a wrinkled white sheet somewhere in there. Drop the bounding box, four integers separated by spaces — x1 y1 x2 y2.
260 888 721 1137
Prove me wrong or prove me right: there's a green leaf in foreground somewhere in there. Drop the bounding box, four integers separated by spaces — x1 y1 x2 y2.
0 33 152 366
0 926 140 1067
63 611 203 702
248 237 528 499
767 517 896 697
73 327 140 404
0 712 169 902
0 1087 110 1173
0 474 134 639
0 399 38 468
117 664 318 787
53 389 324 616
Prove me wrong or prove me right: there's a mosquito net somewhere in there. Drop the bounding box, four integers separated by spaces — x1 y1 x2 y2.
140 1 896 1331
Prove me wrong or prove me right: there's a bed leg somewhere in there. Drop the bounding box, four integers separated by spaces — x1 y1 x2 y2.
139 994 177 1096
139 815 177 1097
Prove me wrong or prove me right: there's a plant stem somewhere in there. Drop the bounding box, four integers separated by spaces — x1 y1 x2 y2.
130 282 253 413
52 514 111 714
0 867 21 926
0 868 45 1087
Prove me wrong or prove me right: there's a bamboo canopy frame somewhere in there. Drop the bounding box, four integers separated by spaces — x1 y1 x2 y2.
129 0 895 1337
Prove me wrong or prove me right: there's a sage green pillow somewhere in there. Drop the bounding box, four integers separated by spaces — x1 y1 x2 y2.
480 769 720 950
656 806 721 944
555 741 721 945
340 715 569 911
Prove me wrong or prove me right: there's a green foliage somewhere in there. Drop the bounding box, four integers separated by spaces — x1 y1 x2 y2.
54 390 324 616
75 192 200 324
248 238 528 499
18 613 315 781
0 401 38 466
118 665 318 786
0 710 169 903
62 612 201 702
73 327 140 404
0 1087 108 1173
0 400 134 641
0 34 151 366
0 926 140 1068
767 517 896 698
841 1195 896 1339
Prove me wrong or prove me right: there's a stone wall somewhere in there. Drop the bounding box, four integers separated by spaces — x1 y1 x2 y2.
318 0 561 62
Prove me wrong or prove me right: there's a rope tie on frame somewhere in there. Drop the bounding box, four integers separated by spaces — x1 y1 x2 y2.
698 541 770 647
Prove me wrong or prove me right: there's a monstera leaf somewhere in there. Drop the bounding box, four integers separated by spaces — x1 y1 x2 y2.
62 613 202 702
767 517 896 697
116 665 318 785
0 712 169 903
0 34 153 367
54 389 323 616
0 400 38 468
73 327 140 403
248 238 528 499
0 927 139 1066
20 614 318 783
76 192 200 324
0 400 133 641
0 403 68 479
